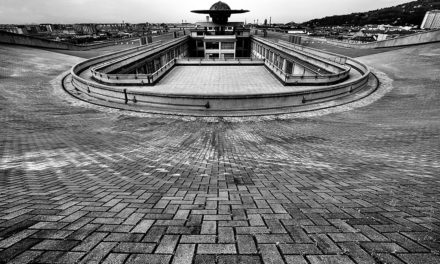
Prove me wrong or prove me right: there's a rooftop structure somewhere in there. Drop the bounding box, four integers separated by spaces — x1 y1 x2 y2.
1 1 440 264
190 2 251 58
421 10 440 29
191 1 249 24
1 37 440 264
64 1 373 116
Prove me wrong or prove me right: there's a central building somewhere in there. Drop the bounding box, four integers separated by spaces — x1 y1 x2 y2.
189 1 251 58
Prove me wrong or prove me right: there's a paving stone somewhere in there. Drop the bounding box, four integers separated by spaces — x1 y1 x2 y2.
194 255 216 264
112 242 156 253
72 232 108 251
55 251 86 264
201 221 216 234
355 225 389 242
197 243 237 254
338 242 376 264
328 232 370 242
255 234 293 244
372 253 406 264
307 255 355 264
259 244 284 264
33 250 65 263
383 232 430 253
7 250 42 264
237 235 257 254
155 235 179 254
285 226 312 243
279 243 322 255
131 220 155 233
180 235 216 244
361 242 408 253
125 253 172 264
311 234 342 254
32 239 79 251
172 243 195 264
218 227 235 243
143 226 167 243
79 242 117 263
101 253 129 264
397 253 440 264
0 230 36 249
104 232 143 242
217 255 262 264
0 238 41 263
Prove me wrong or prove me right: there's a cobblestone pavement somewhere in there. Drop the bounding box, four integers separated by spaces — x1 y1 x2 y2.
0 43 439 264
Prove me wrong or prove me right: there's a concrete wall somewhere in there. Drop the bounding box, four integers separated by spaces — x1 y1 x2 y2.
0 30 139 50
300 29 440 49
251 37 351 85
70 37 372 115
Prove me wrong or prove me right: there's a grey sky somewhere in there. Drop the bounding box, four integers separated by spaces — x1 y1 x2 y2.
0 0 412 24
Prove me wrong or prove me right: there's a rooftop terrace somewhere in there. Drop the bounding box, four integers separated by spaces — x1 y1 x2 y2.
0 40 439 264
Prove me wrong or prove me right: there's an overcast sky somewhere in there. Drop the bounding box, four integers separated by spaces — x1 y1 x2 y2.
0 0 412 24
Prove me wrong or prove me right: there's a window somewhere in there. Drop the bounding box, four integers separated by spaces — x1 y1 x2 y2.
205 42 219 49
221 42 234 49
286 61 293 74
224 53 234 59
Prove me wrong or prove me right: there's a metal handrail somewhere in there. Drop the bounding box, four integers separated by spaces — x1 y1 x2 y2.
264 59 349 82
254 36 349 71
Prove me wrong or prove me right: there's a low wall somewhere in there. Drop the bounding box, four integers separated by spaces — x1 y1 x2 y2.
70 64 370 114
69 37 372 115
300 29 440 49
0 30 139 50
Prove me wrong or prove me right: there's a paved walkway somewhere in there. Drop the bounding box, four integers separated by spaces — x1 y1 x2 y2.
0 43 439 264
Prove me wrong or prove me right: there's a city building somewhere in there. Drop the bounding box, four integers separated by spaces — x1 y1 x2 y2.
421 10 440 29
189 1 250 58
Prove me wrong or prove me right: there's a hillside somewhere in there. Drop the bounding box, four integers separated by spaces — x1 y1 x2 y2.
302 0 440 27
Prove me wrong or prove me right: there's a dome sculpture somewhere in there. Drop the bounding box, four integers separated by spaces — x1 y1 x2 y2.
210 1 231 11
191 1 249 24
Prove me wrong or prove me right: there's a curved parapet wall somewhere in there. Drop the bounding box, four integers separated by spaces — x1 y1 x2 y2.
295 29 440 49
251 36 351 85
90 37 189 85
69 37 374 116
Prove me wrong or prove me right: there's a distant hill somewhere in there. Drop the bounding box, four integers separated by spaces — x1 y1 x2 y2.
302 0 440 27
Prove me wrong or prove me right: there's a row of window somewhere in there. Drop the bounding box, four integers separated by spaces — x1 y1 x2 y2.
253 42 297 74
205 42 235 50
143 44 187 73
207 26 234 31
206 53 235 59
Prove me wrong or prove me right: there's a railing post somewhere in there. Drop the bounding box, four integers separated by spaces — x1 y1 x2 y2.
124 89 128 104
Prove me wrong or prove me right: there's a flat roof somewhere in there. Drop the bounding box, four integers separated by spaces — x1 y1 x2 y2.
143 66 290 95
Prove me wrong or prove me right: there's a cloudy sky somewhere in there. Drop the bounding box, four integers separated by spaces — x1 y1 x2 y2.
0 0 411 24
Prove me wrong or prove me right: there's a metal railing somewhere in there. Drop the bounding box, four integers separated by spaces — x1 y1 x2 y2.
89 37 188 84
176 57 265 64
253 36 349 72
263 58 350 84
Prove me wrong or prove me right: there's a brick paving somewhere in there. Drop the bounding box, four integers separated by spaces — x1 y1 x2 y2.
0 43 440 264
